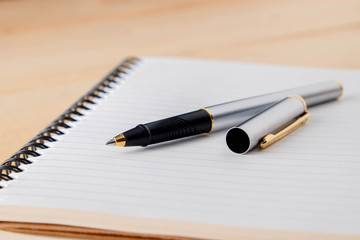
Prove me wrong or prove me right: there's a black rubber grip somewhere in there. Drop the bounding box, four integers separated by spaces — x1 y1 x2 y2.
123 109 213 146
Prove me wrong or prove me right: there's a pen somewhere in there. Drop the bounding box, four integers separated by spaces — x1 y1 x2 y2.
106 80 343 147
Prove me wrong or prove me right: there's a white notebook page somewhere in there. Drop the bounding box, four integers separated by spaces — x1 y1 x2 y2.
1 57 360 235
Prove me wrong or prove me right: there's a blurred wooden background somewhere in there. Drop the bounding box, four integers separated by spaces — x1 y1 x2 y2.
0 0 359 239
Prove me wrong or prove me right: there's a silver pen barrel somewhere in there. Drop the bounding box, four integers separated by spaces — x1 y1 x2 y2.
206 80 342 131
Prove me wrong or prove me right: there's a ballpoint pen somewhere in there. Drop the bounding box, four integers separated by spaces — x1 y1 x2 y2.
106 80 343 147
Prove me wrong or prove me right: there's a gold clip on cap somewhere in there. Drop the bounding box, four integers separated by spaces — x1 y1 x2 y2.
260 112 309 149
260 95 309 149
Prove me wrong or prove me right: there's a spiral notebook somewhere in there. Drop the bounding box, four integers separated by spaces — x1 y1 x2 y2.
1 57 360 240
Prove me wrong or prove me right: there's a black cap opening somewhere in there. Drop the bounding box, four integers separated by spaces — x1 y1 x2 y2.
226 128 250 154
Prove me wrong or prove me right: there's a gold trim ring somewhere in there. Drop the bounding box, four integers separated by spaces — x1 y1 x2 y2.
288 95 308 112
334 79 344 99
200 108 214 133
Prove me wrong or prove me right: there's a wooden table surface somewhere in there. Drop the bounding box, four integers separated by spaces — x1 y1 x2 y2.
1 0 359 239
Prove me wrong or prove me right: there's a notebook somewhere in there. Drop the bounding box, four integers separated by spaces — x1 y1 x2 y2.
1 57 360 240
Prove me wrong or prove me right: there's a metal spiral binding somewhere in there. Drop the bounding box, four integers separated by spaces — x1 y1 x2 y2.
0 57 139 187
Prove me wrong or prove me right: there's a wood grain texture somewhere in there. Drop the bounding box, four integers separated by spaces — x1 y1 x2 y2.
0 0 359 239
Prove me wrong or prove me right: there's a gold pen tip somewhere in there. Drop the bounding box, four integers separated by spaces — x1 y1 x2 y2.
106 134 126 147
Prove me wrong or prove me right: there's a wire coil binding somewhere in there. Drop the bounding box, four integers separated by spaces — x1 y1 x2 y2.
0 57 139 187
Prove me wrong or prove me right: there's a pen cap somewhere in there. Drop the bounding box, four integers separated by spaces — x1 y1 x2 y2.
226 95 307 154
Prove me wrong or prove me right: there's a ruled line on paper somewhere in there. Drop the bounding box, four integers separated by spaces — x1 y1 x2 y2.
12 166 360 202
33 149 360 171
16 173 360 196
20 165 360 186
